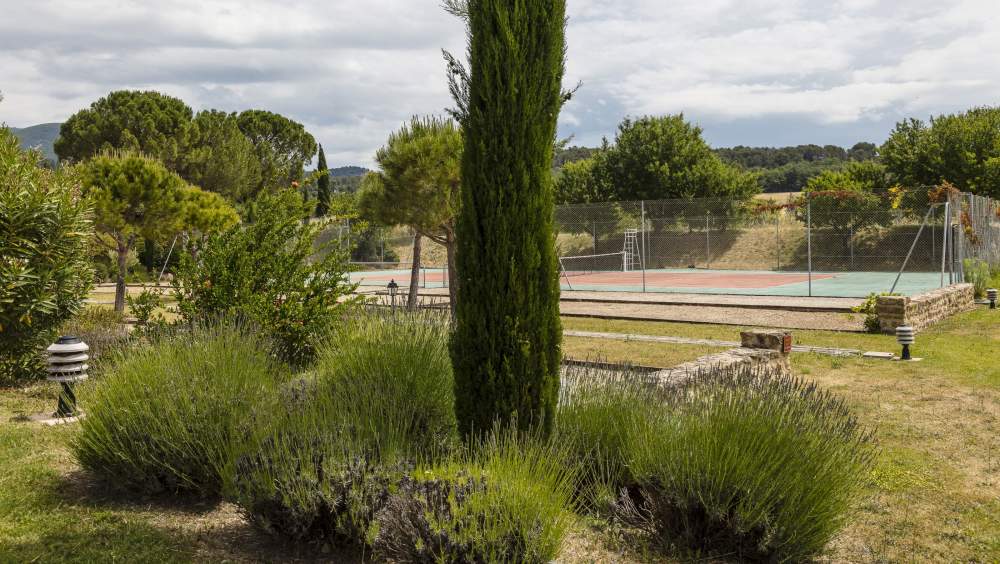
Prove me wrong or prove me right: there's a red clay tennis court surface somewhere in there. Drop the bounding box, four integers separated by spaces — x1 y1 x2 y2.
561 270 834 289
350 266 943 297
351 268 831 289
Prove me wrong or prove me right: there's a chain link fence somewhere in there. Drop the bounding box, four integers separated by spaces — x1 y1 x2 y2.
951 192 1000 279
333 191 998 297
554 191 1000 296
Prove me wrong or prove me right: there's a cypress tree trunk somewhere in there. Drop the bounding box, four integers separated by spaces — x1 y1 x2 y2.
450 0 566 438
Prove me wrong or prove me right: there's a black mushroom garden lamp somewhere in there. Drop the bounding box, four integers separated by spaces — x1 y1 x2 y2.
895 326 915 361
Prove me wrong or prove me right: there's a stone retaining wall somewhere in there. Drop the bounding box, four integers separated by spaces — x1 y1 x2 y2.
876 284 974 334
652 330 792 386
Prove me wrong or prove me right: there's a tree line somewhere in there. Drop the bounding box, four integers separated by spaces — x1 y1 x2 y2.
43 89 350 311
553 106 1000 203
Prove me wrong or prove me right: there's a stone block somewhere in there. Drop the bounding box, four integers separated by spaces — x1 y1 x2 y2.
740 330 792 353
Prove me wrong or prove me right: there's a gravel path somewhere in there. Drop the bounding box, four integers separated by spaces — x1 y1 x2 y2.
559 301 865 331
356 287 866 331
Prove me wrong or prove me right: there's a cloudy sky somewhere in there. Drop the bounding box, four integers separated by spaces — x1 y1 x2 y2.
2 0 998 167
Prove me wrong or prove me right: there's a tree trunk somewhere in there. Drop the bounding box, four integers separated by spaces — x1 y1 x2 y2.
407 233 422 310
115 240 128 313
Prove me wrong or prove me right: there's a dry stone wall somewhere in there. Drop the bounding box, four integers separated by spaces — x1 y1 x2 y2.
653 330 792 386
876 284 974 334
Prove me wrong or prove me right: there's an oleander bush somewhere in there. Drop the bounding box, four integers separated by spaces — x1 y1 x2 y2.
0 128 93 384
373 429 578 563
73 322 285 495
623 365 877 562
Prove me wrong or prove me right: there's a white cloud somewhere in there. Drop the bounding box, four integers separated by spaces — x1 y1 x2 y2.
1 0 999 165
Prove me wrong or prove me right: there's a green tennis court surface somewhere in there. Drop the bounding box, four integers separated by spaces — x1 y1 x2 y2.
349 266 945 298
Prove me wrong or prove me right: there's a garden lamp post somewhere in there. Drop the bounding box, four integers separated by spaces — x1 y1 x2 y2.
895 326 915 361
988 288 998 310
46 336 89 417
387 279 399 310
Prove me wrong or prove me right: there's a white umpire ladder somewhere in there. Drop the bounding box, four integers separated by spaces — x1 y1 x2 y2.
622 229 641 271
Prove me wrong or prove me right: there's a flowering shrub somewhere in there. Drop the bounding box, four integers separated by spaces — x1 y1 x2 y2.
0 128 93 384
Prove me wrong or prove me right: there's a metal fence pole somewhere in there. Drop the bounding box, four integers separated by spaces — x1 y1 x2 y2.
890 205 936 295
641 201 647 293
705 211 711 269
957 194 967 283
931 207 937 264
775 214 781 271
849 222 854 270
807 197 813 297
941 201 950 287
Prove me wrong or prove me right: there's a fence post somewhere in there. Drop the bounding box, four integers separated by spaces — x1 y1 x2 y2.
641 201 647 293
775 214 781 271
890 205 936 295
592 220 598 273
941 201 950 287
705 211 711 269
931 207 937 264
849 222 854 270
807 197 813 297
957 194 967 283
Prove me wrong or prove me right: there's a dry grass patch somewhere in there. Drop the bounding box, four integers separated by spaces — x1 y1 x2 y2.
562 336 725 368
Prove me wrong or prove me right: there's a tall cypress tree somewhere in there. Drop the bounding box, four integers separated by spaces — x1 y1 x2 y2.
450 0 567 438
315 144 331 217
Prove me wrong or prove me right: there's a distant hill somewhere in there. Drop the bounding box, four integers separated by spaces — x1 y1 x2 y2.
9 123 60 163
329 165 368 177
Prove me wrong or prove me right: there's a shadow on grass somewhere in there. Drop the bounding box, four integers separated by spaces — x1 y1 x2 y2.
12 468 365 563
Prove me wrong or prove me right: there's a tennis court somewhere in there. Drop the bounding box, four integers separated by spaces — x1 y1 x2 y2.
347 264 944 298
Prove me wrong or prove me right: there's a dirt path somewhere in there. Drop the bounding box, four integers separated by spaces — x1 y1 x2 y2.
560 301 864 331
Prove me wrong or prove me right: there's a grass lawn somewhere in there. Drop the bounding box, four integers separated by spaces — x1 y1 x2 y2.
565 309 1000 561
562 336 725 368
2 309 997 562
563 315 900 352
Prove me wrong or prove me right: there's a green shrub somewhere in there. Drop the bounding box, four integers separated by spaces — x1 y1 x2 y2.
624 365 876 562
225 309 457 544
315 308 458 457
852 292 895 333
73 322 285 495
556 365 664 509
0 127 93 385
57 306 132 374
373 428 578 563
963 258 998 299
224 380 404 544
173 188 358 367
125 286 163 326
